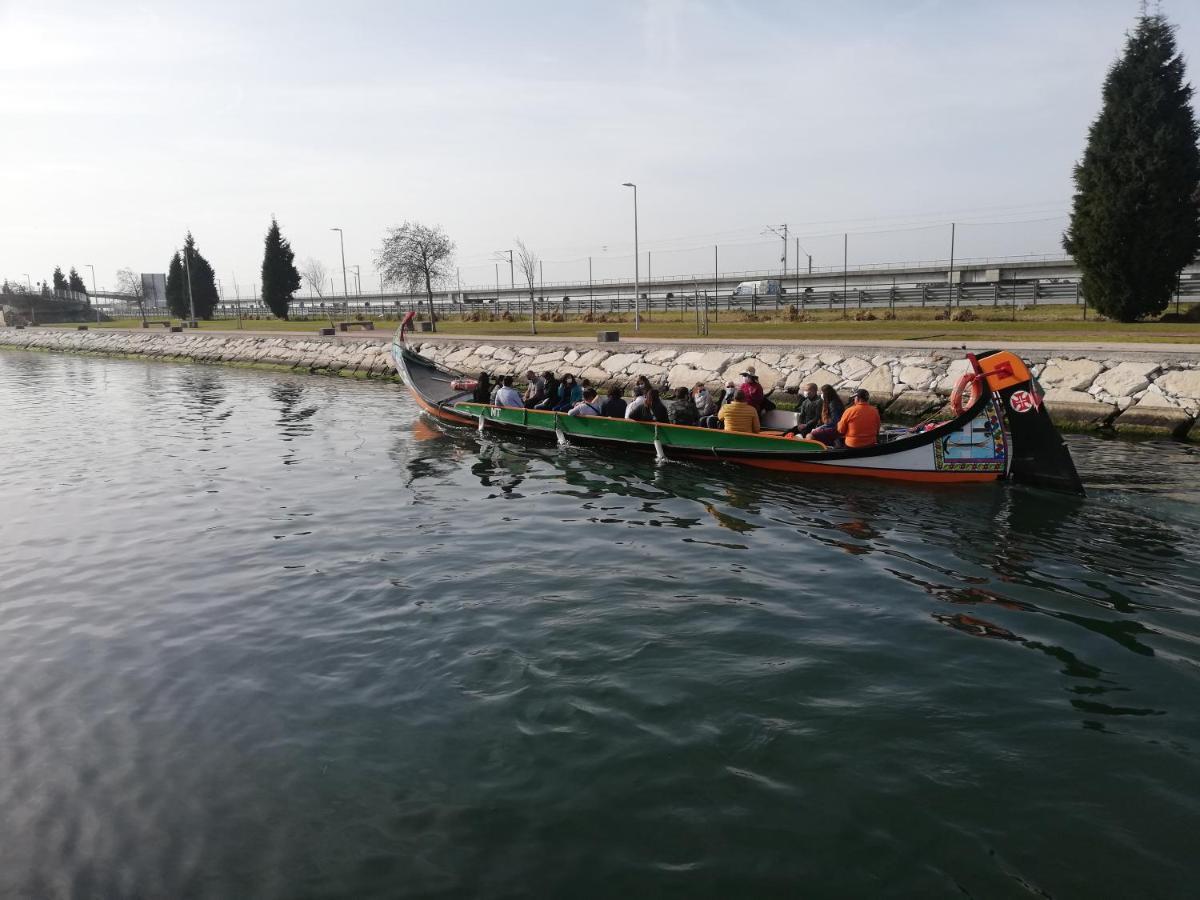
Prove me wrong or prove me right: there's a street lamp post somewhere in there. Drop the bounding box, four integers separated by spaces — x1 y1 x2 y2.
621 182 639 331
85 264 100 323
182 245 197 325
22 273 34 324
330 227 348 298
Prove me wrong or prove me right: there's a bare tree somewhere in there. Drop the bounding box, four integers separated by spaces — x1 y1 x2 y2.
515 237 539 335
301 257 328 298
375 222 455 332
115 267 147 325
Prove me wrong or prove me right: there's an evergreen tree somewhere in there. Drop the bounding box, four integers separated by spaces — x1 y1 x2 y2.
68 267 87 294
260 216 301 320
166 252 186 318
1063 10 1200 322
51 266 68 293
164 232 220 319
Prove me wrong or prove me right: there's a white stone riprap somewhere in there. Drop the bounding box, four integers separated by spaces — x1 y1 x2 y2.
3 328 1199 437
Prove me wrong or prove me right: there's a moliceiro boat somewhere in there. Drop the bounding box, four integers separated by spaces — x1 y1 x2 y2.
391 314 1083 494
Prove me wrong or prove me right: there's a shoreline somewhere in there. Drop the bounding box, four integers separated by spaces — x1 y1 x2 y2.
2 326 1197 441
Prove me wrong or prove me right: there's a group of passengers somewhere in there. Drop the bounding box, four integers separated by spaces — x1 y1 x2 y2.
471 367 879 448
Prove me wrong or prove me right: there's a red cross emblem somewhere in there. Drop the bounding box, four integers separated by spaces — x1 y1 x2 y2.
1009 390 1035 413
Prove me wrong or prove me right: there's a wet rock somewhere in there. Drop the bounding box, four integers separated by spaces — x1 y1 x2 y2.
1112 404 1194 439
1045 400 1116 431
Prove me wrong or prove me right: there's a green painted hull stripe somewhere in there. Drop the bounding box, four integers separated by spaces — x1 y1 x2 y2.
454 402 825 453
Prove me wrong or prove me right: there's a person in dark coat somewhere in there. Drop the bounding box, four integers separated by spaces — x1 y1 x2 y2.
472 372 492 404
793 382 822 436
667 387 698 426
535 372 559 409
647 388 670 424
600 385 627 418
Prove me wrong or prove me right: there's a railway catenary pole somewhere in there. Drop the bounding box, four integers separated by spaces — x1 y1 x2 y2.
842 233 848 319
948 222 956 316
622 182 639 331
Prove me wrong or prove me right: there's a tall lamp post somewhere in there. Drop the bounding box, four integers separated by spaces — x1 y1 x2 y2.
181 245 197 325
621 182 640 331
22 273 34 324
85 264 100 323
330 227 348 298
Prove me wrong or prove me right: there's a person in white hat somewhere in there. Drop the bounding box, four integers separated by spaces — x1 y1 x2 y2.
739 366 765 412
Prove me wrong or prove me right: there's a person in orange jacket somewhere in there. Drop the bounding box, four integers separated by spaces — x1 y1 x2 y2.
837 389 881 448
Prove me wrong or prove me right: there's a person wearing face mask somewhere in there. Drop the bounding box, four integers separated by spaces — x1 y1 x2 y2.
791 382 822 437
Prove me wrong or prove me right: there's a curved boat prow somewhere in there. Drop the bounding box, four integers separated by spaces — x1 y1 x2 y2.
975 351 1085 495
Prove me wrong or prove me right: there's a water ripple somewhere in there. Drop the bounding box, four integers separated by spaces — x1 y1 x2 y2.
1 350 1198 898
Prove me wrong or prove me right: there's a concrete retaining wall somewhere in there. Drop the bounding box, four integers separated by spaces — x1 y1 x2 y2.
3 327 1198 439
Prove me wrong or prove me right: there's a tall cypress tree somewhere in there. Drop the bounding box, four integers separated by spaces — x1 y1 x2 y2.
1063 10 1200 322
260 216 301 320
68 267 87 294
166 252 186 318
51 266 67 293
164 232 220 319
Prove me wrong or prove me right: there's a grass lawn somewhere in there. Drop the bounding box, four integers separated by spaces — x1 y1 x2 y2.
42 303 1200 344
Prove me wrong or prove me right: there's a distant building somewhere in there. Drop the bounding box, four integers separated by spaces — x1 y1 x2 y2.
141 273 167 309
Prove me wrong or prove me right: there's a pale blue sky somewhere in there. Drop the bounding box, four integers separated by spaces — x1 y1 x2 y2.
2 0 1197 295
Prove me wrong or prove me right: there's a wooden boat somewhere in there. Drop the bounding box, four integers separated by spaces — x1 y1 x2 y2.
391 313 1083 494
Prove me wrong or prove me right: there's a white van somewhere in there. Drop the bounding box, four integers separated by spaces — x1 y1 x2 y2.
730 279 785 299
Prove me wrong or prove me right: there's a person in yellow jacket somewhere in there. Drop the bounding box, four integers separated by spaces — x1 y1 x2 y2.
717 389 761 433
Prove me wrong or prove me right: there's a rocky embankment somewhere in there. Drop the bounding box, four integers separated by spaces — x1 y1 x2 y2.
2 327 1198 439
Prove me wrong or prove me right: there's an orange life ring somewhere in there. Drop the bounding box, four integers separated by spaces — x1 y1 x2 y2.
950 372 985 416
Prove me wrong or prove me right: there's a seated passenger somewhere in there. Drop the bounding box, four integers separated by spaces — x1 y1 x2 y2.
647 388 671 424
523 369 545 407
716 388 760 433
692 383 716 419
808 385 846 446
568 387 603 417
739 368 765 412
625 388 654 422
534 372 559 409
837 389 881 448
600 385 627 418
793 382 822 436
494 375 525 408
554 374 583 412
472 372 492 404
667 386 698 426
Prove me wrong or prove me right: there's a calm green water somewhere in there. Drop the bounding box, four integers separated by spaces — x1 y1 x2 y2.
1 350 1198 899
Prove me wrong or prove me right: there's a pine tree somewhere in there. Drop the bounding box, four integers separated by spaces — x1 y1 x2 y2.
164 232 220 319
260 216 301 320
68 267 87 294
1063 11 1200 322
51 266 68 293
